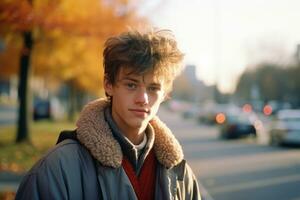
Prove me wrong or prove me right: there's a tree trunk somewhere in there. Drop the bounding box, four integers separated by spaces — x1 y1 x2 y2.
16 31 33 143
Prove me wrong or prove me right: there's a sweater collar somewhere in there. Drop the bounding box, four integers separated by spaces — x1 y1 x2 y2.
76 98 184 169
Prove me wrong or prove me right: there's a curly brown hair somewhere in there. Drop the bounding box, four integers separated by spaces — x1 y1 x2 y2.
103 29 184 92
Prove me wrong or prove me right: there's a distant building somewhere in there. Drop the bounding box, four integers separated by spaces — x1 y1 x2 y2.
184 64 198 82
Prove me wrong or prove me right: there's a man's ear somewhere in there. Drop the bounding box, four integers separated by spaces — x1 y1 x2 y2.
104 78 113 96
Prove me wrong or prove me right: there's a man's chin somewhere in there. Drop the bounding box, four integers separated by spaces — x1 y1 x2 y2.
130 119 149 129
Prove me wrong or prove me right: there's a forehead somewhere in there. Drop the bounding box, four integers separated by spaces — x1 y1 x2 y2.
118 67 165 84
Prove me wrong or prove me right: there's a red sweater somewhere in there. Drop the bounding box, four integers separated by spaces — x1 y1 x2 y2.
122 149 157 200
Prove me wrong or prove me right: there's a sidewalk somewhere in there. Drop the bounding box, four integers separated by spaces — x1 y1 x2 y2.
0 104 17 126
0 171 23 192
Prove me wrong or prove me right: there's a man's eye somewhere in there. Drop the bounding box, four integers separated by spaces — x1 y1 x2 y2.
148 86 160 92
126 83 137 89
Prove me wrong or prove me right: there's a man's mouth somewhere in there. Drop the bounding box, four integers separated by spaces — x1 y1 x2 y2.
129 108 149 113
129 108 150 117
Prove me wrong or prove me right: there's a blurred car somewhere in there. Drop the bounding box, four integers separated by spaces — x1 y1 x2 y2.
269 109 300 146
33 99 51 120
182 104 203 119
218 111 258 139
198 110 217 124
198 103 240 125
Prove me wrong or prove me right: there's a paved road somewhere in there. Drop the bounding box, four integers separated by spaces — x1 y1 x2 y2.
158 107 300 200
0 105 17 126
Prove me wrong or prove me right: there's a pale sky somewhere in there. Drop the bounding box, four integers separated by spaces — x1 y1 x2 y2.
141 0 300 93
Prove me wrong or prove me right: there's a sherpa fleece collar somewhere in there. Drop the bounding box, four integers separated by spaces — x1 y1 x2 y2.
76 98 184 169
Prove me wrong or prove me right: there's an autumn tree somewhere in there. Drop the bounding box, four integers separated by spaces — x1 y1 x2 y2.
235 62 300 107
0 0 146 143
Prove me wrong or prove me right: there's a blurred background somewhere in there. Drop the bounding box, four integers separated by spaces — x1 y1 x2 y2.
1 0 300 199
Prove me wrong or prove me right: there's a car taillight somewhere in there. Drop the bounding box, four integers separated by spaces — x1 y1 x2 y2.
216 113 226 124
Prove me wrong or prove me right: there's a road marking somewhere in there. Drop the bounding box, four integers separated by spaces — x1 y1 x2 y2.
190 150 300 177
208 174 300 195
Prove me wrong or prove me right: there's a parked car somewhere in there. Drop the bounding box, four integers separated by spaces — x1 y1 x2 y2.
198 103 240 125
269 109 300 146
33 99 51 120
182 106 201 119
218 111 258 139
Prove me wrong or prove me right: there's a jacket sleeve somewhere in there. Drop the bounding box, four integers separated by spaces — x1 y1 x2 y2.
15 140 100 200
184 164 201 200
15 155 69 200
172 160 201 200
15 141 86 200
15 173 41 200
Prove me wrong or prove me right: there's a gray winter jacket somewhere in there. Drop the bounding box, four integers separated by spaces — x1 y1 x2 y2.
15 99 201 200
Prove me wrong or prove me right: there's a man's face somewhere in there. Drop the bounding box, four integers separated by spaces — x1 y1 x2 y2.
104 68 166 133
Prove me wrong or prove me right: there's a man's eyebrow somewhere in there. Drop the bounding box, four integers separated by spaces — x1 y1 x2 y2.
121 77 162 86
121 77 139 82
149 83 162 87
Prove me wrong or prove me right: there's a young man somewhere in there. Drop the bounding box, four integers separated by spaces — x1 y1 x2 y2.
16 29 201 200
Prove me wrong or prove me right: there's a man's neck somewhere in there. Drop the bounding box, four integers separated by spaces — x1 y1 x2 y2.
122 127 146 145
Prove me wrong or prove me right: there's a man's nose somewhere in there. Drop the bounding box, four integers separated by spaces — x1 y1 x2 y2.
135 89 149 105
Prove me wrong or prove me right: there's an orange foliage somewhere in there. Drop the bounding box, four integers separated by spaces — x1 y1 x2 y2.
0 191 15 200
32 34 105 94
0 32 22 77
0 0 148 95
0 0 33 31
